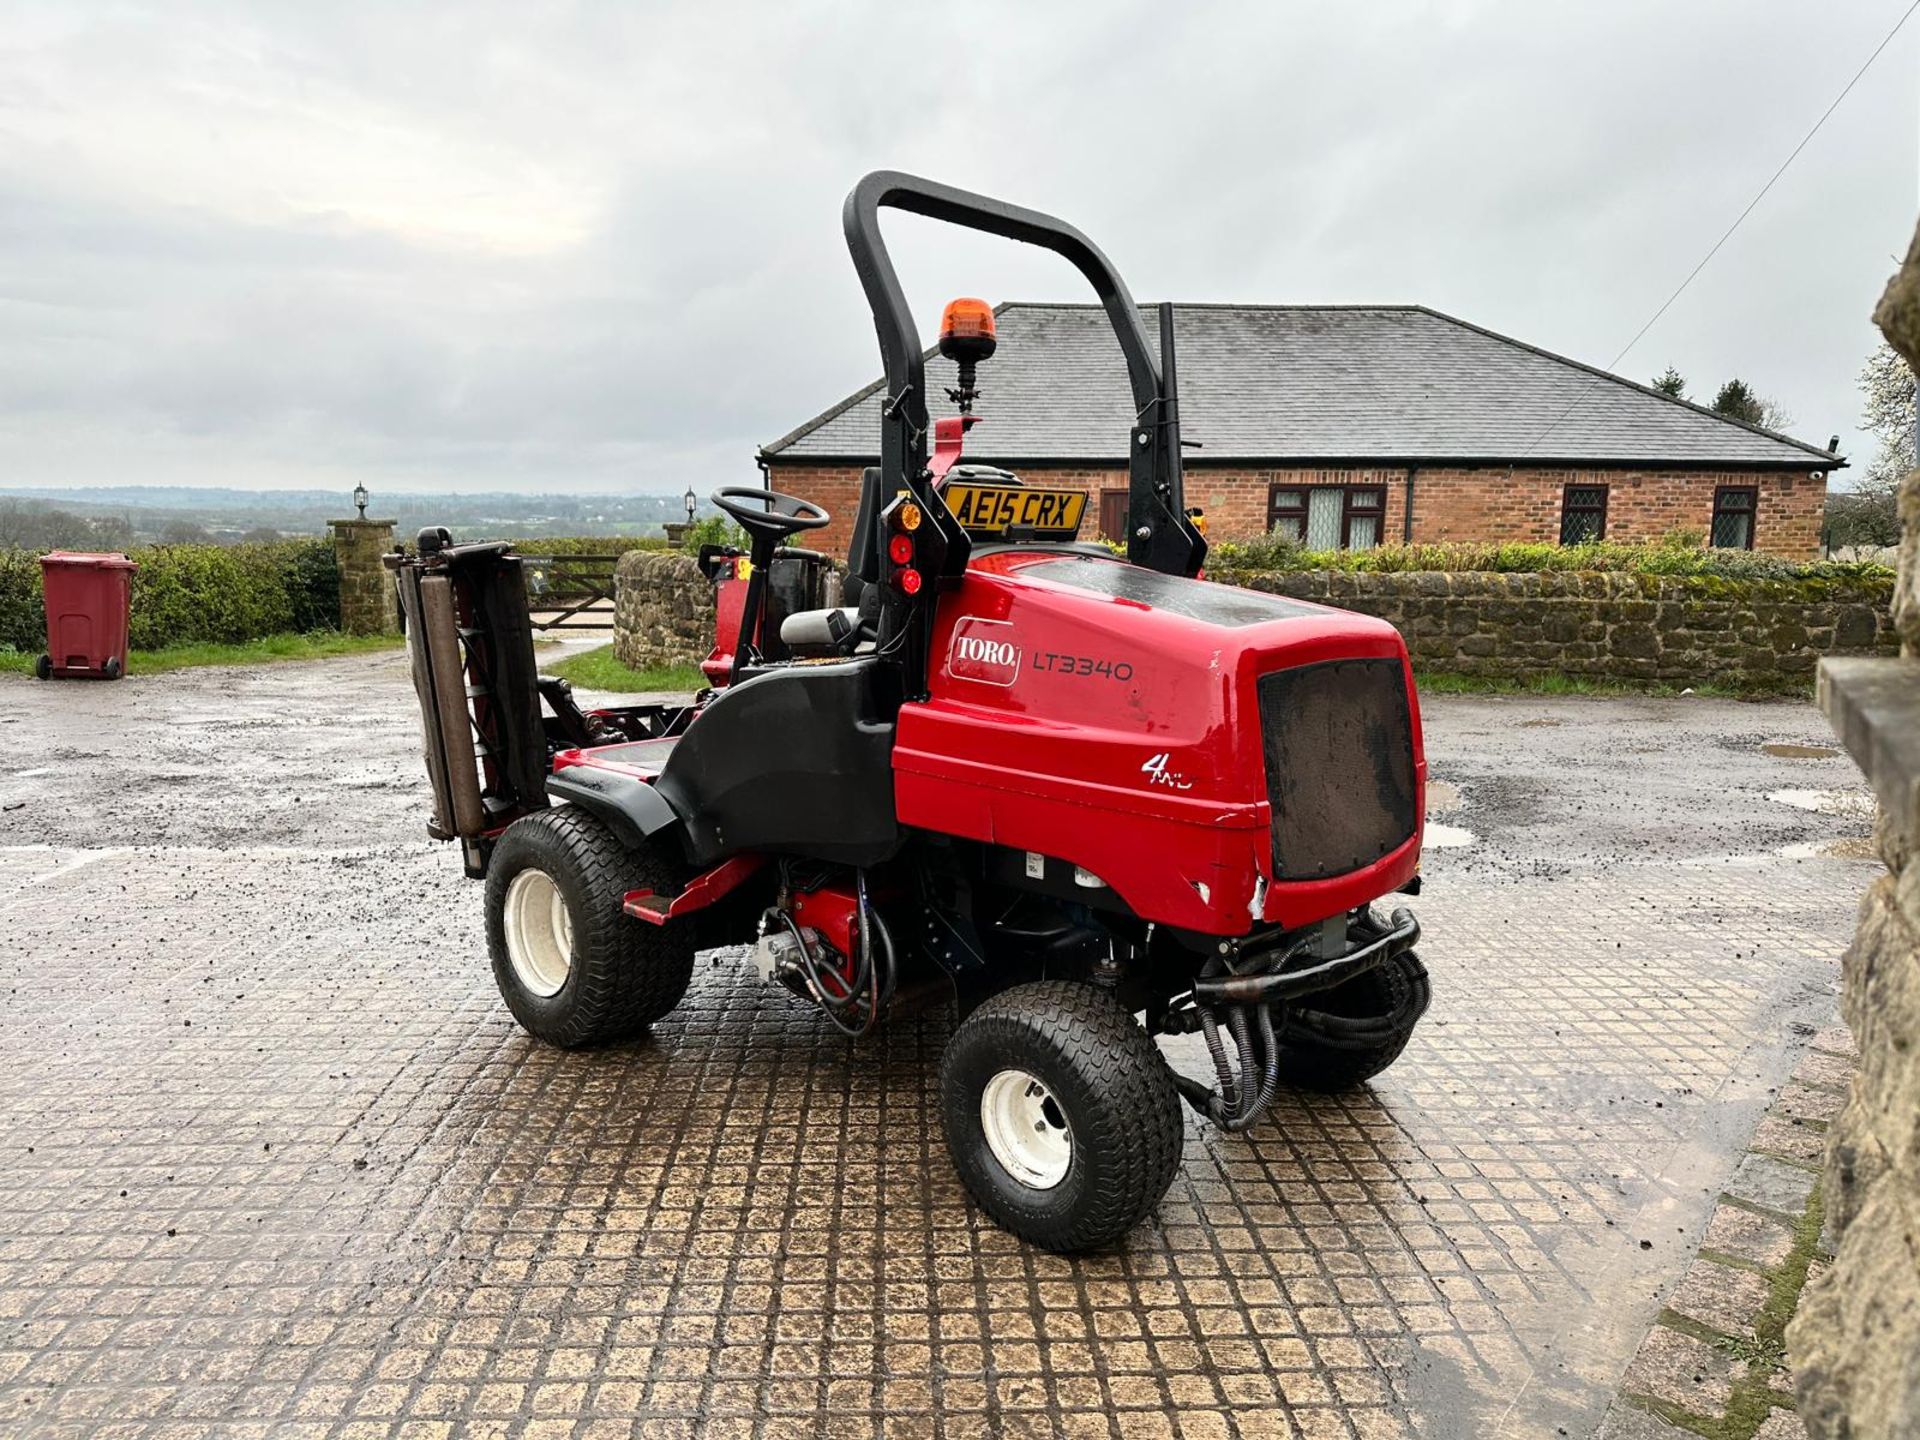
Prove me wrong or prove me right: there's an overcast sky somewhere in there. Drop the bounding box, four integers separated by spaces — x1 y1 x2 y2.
1 1 1914 498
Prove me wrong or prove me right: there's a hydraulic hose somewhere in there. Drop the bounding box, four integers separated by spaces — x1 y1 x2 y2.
1191 909 1420 1006
1282 952 1431 1051
1198 1007 1238 1119
781 909 872 1038
1226 1007 1258 1129
1246 1002 1282 1124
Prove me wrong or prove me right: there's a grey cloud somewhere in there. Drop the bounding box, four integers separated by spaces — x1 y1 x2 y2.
0 0 1907 496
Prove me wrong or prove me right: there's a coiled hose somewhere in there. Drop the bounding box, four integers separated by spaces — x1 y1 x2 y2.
780 887 898 1039
1176 957 1280 1132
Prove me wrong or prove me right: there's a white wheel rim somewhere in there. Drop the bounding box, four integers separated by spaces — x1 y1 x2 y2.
980 1068 1073 1190
504 867 574 998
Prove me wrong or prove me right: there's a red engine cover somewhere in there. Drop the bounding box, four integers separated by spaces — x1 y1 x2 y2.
893 550 1425 936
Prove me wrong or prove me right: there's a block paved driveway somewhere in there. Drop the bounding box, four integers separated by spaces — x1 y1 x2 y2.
0 651 1876 1438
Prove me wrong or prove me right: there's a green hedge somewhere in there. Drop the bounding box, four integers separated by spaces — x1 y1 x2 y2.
502 535 672 557
0 551 42 651
1207 535 1894 583
0 540 340 654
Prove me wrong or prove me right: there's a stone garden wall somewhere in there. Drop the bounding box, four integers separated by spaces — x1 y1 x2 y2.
614 555 1897 691
613 550 712 671
1786 227 1920 1437
1228 569 1898 691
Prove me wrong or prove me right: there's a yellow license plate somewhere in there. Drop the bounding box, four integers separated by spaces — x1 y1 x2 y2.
941 483 1088 539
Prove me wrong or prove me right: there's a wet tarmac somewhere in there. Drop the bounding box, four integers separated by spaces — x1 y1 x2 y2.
0 656 1876 1437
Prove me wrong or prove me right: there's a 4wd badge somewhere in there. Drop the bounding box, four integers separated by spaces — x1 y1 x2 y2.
947 617 1020 686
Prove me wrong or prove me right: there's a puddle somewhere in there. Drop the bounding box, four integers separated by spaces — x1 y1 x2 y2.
1424 823 1475 849
1777 836 1877 860
1767 789 1877 819
1762 743 1839 760
1426 780 1461 817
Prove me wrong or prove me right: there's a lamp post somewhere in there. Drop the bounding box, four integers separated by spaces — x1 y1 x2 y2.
353 483 369 520
683 485 697 523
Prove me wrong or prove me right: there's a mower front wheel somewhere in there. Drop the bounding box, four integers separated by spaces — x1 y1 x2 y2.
484 806 695 1048
940 981 1183 1252
1275 950 1430 1093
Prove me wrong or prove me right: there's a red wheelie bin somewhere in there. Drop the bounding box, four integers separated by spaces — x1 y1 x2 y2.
36 552 137 680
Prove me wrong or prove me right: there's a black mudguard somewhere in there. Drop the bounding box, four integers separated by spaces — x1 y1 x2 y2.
547 768 684 850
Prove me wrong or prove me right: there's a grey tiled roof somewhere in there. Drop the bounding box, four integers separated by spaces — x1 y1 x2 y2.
763 304 1839 469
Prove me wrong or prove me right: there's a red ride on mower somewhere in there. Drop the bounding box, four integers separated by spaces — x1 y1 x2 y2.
388 172 1430 1252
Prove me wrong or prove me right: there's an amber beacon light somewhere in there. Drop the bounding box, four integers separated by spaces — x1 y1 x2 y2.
938 297 997 358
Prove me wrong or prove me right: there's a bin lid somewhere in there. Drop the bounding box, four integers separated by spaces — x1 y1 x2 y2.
40 551 137 570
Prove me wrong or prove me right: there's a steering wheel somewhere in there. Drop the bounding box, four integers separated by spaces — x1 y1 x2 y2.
711 486 831 542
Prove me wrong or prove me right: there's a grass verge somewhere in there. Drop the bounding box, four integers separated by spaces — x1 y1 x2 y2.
0 630 402 676
546 643 704 693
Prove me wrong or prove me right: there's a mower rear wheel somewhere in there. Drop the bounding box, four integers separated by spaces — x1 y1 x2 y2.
484 806 694 1047
940 981 1183 1252
1275 950 1428 1093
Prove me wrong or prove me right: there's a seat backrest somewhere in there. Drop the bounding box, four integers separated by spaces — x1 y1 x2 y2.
846 466 883 590
656 655 901 867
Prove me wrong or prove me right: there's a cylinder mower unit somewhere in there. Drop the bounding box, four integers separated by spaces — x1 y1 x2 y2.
388 171 1430 1255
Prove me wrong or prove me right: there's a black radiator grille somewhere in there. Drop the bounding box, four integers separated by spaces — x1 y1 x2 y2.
1258 658 1417 880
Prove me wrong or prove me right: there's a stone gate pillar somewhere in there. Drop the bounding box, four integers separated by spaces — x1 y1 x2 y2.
1788 223 1920 1437
329 517 399 637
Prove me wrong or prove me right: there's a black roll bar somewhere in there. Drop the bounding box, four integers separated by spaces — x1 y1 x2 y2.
841 171 1206 580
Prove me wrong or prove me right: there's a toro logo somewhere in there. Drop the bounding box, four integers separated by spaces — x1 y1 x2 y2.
947 617 1020 686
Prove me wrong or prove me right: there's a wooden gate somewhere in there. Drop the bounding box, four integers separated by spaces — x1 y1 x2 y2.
516 553 620 630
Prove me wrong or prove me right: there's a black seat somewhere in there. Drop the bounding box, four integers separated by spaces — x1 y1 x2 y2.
655 656 901 867
842 466 884 606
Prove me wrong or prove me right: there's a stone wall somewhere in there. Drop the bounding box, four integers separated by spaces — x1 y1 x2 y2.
764 459 1831 559
613 550 711 671
1228 568 1898 691
1787 230 1920 1437
328 519 398 636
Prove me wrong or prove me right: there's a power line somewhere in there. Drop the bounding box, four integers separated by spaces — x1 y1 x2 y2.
1519 0 1920 457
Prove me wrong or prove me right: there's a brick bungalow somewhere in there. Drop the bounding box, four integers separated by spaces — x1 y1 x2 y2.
759 304 1840 560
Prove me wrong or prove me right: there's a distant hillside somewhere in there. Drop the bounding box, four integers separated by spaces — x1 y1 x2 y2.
0 486 712 546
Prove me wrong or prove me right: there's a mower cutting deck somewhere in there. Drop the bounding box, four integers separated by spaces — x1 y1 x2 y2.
386 171 1429 1252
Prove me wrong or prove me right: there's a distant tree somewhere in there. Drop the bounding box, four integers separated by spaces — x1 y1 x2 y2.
1711 378 1793 432
239 525 286 544
159 518 212 544
1819 341 1915 550
0 499 136 551
1651 367 1688 399
1859 341 1914 487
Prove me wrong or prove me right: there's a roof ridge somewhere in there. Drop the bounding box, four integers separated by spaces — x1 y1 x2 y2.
994 300 1427 313
1411 305 1839 462
763 302 1843 468
759 301 1019 456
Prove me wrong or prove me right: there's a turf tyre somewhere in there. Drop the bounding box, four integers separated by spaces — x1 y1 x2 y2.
1275 950 1427 1093
940 980 1183 1252
485 806 694 1047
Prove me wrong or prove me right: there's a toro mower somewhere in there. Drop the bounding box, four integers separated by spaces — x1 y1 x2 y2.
388 172 1429 1252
